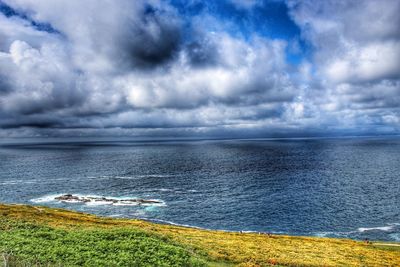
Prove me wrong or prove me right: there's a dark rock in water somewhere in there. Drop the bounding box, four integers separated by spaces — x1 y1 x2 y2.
55 194 90 202
54 194 163 205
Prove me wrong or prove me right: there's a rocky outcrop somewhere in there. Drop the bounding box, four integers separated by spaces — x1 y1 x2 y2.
54 194 163 205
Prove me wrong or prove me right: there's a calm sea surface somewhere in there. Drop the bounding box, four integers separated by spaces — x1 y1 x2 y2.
0 137 399 241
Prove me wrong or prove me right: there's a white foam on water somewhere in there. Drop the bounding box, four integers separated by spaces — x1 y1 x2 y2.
31 194 64 203
85 200 114 206
61 199 83 204
313 224 400 238
389 233 400 242
108 214 124 218
313 232 332 237
136 220 286 235
358 225 394 232
1 180 36 185
144 206 157 211
155 188 174 192
137 174 173 178
113 202 140 206
130 210 147 217
141 200 167 207
0 181 18 185
85 174 173 180
30 194 166 207
149 219 205 230
313 230 357 238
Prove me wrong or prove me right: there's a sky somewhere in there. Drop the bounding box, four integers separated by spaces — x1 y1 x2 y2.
0 0 399 138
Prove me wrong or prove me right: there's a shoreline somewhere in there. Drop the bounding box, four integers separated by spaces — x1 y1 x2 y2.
5 201 400 243
1 203 400 266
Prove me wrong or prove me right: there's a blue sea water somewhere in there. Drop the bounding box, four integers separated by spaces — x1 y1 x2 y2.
0 137 399 241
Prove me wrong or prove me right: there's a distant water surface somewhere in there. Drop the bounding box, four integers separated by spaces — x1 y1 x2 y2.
0 137 399 241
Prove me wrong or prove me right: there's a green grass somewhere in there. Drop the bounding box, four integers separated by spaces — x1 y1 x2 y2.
1 204 400 266
0 219 206 267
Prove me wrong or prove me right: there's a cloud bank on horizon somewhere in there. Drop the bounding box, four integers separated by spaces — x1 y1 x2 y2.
0 0 399 138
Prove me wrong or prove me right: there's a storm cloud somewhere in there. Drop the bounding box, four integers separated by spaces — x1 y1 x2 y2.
0 0 399 138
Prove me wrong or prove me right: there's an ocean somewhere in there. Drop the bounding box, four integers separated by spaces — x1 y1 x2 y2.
0 137 399 241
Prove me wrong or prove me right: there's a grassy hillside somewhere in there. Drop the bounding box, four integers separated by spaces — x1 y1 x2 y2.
0 204 399 267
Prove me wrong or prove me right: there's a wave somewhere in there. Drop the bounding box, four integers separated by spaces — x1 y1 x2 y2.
146 219 207 230
108 214 124 218
357 223 399 232
31 194 166 207
137 174 174 178
141 219 285 235
389 233 400 242
0 180 36 185
313 223 400 239
31 194 64 203
84 174 174 181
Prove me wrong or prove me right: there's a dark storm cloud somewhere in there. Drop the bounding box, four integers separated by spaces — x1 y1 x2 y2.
0 112 63 129
122 5 182 69
0 121 59 129
186 39 218 67
0 74 12 94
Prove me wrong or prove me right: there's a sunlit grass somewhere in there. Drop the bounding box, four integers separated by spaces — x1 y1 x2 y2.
1 204 399 266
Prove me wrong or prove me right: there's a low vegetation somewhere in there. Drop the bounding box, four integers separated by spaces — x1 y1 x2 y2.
1 204 399 266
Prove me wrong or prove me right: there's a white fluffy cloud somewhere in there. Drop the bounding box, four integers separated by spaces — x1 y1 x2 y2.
0 0 399 137
0 0 295 134
288 0 400 83
286 0 400 133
